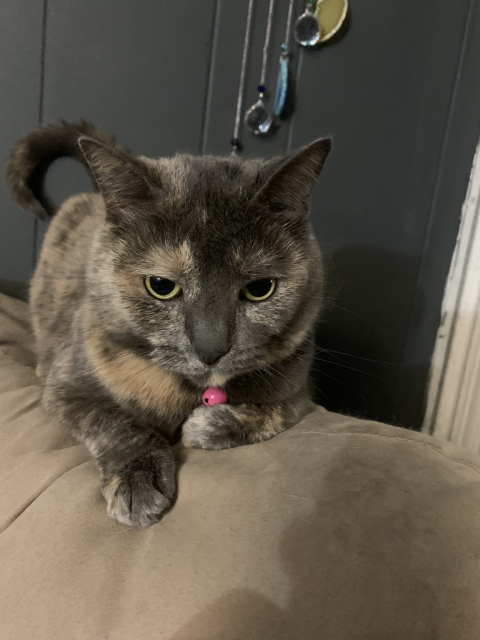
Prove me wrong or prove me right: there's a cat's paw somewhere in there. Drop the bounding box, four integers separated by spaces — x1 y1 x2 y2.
182 405 242 450
102 451 176 528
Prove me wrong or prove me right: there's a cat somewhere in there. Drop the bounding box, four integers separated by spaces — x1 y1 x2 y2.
6 121 331 527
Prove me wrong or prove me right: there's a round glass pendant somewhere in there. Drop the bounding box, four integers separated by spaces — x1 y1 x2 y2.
244 96 273 136
294 4 321 47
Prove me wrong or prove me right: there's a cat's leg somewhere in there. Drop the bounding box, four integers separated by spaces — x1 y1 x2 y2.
43 387 177 527
182 396 315 450
97 430 176 528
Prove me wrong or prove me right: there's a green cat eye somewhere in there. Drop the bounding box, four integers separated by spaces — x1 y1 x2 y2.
241 278 276 302
145 276 182 300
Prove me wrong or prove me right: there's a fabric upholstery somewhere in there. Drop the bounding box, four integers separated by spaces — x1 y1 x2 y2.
1 292 480 640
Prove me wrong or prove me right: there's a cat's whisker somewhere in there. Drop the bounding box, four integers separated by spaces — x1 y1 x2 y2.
314 346 343 361
267 363 328 401
267 364 297 386
330 303 380 329
318 348 402 365
252 364 298 397
311 355 386 381
250 368 282 396
310 367 370 405
314 386 328 401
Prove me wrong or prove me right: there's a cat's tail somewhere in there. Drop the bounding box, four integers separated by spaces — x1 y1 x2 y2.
6 120 121 220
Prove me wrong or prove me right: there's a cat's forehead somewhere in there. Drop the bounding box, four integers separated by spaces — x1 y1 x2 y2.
141 153 284 235
146 154 268 200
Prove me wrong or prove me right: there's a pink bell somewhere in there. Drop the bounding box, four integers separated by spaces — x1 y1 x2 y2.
202 387 228 406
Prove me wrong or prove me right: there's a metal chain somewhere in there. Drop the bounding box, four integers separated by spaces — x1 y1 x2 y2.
259 0 276 86
284 0 296 44
232 0 256 144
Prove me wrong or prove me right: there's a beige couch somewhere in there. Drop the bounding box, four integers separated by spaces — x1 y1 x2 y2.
1 291 480 640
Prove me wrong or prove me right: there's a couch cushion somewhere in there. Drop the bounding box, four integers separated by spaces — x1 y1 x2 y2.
1 292 480 640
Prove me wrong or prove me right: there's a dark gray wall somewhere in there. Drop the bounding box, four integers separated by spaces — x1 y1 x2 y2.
0 1 43 283
1 0 479 428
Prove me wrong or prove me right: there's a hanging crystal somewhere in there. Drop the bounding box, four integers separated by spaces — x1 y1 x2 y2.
274 44 290 117
244 86 274 136
294 2 321 47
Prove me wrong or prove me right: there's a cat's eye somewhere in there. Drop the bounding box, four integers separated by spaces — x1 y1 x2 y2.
241 278 277 302
144 276 182 300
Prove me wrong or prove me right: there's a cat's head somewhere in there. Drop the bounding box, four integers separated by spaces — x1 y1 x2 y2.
80 137 331 387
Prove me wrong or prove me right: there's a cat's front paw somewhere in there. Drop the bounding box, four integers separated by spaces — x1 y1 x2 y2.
102 450 176 528
182 405 242 450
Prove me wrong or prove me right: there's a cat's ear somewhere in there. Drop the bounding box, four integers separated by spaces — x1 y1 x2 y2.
256 138 331 216
78 136 158 222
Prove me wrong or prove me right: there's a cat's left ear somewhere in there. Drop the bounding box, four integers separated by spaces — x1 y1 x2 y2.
256 138 331 216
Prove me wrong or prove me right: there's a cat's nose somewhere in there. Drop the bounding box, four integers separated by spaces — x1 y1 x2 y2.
195 345 230 366
185 303 233 367
189 328 232 366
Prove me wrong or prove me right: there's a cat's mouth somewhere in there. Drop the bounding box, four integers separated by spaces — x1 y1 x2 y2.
180 360 261 390
153 346 267 388
206 372 233 387
180 368 233 390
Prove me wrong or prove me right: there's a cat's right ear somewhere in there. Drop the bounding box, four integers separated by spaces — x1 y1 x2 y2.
255 138 332 217
78 136 158 223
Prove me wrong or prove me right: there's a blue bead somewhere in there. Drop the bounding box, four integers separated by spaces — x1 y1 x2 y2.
230 137 241 148
257 85 266 93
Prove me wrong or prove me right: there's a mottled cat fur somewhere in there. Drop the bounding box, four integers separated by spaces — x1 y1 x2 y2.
6 121 331 527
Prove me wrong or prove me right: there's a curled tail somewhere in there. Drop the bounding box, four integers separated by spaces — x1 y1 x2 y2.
6 120 122 220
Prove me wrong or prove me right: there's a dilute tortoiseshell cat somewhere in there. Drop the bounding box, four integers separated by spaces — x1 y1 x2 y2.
6 121 331 527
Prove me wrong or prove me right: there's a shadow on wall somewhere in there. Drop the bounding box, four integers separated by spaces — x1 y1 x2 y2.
313 244 430 429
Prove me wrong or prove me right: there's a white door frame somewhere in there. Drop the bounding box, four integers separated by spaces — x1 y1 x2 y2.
423 138 480 451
